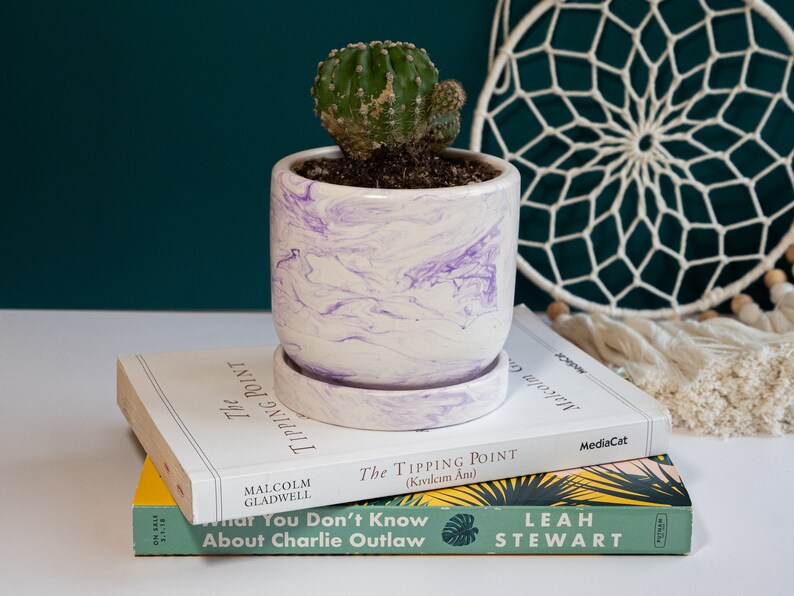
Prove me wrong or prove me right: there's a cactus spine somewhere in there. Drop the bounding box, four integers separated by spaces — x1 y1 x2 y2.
312 41 465 160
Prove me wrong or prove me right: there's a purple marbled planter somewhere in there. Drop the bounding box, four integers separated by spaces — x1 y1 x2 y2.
270 146 520 390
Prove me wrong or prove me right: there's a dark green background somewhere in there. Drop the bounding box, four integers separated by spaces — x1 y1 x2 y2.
2 0 793 310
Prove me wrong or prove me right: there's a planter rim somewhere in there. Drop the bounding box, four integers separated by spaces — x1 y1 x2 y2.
272 146 519 195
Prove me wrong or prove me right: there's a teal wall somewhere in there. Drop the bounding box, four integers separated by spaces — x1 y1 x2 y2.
2 1 793 310
1 0 495 310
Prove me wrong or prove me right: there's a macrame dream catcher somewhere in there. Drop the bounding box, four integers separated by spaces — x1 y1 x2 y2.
472 0 794 435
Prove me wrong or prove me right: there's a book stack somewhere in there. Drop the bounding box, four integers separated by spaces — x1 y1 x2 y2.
119 305 692 556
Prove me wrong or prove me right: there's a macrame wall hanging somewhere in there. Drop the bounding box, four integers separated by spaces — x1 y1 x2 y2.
472 0 794 435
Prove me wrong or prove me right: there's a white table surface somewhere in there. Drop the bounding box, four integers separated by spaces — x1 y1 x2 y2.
1 309 792 596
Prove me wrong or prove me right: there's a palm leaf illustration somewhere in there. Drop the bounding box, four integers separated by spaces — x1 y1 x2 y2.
564 461 691 507
418 473 585 507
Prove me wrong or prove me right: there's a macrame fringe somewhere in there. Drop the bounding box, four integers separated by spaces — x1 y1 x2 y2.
551 312 794 437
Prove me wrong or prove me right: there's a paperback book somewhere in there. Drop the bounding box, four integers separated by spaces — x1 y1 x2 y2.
133 455 692 555
118 305 671 524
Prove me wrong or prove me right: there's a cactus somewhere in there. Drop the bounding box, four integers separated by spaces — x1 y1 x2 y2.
311 41 465 160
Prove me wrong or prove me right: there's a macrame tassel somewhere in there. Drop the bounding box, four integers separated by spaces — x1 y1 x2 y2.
546 302 794 436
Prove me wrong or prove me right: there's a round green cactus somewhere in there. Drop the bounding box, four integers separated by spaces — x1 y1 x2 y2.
311 41 465 160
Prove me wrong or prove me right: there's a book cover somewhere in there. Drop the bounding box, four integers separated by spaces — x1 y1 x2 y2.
133 455 692 555
118 305 671 524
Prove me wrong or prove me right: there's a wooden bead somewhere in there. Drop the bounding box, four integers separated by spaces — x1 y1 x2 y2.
546 301 570 321
764 269 788 288
730 293 754 315
698 309 719 321
786 244 794 264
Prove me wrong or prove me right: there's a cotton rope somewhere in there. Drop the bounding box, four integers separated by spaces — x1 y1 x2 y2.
473 0 794 318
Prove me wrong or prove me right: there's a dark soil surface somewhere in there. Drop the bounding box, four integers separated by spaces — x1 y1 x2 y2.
293 147 501 189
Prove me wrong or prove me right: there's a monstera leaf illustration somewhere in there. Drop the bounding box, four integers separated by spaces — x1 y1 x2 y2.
441 513 479 547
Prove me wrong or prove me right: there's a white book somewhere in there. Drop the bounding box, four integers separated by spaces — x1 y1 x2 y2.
118 305 670 524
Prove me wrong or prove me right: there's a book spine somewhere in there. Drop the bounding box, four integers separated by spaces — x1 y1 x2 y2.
133 503 692 555
189 416 669 523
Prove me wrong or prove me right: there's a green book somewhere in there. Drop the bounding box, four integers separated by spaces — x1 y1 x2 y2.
133 454 692 555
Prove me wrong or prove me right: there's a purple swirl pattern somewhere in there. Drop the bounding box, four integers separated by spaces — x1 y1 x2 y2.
270 147 520 388
273 346 510 431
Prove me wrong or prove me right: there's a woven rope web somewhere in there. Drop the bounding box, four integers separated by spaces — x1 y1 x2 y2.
472 0 794 317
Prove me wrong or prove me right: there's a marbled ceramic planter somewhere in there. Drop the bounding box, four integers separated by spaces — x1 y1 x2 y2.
270 146 520 392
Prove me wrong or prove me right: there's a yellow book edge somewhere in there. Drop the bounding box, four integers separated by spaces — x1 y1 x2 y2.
134 457 177 507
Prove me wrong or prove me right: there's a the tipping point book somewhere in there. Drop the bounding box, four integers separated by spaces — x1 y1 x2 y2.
118 305 671 524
